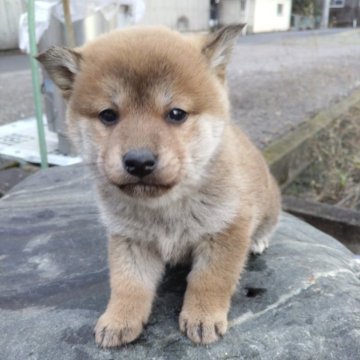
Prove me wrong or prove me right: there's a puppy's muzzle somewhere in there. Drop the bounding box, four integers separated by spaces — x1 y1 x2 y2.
122 149 157 178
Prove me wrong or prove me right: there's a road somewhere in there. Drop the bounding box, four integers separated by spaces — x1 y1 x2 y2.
1 28 360 148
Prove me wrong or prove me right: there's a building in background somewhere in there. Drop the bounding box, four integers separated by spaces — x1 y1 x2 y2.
291 0 360 30
139 0 210 31
140 0 292 33
0 0 23 50
219 0 292 33
329 0 360 27
0 0 294 50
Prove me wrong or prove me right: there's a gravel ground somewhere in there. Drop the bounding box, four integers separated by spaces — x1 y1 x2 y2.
228 29 360 147
0 70 34 123
1 29 360 147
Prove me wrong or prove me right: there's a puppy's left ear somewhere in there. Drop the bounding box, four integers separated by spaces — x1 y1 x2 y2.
202 24 245 80
36 46 82 100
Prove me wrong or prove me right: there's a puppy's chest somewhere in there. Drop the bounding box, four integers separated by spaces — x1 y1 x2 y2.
112 197 234 263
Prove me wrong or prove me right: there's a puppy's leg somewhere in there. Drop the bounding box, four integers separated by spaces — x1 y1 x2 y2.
251 211 279 255
250 232 271 255
250 218 274 255
251 178 280 255
179 219 251 344
95 235 164 348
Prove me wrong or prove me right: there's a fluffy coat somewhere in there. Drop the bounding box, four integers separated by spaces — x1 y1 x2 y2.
38 24 281 347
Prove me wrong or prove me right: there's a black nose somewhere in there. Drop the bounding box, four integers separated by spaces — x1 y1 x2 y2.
123 149 157 178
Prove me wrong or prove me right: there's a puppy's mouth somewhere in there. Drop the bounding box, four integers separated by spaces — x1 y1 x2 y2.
118 181 174 197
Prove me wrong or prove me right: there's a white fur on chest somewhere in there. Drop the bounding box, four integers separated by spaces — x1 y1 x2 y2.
99 188 239 263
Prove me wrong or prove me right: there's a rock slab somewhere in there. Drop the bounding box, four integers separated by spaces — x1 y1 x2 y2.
0 165 359 360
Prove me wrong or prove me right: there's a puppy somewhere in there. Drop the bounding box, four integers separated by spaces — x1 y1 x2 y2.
38 24 280 347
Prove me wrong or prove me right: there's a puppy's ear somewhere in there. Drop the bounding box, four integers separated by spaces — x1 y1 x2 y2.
37 46 82 99
202 24 245 80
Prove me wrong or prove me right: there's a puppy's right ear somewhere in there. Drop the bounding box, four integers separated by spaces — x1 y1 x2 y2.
36 46 82 99
202 24 245 81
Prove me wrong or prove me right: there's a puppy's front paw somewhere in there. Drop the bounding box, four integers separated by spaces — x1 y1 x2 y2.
250 235 270 255
94 310 144 348
179 308 228 344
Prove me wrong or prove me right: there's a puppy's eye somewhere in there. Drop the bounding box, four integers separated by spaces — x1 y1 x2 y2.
166 108 188 124
99 109 118 126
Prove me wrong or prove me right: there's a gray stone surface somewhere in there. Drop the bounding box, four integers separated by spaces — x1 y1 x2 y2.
0 167 31 196
1 165 360 360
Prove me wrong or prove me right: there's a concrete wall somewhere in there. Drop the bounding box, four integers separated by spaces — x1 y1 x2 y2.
219 0 291 34
0 0 24 50
246 0 257 31
139 0 209 31
220 0 247 25
253 0 292 33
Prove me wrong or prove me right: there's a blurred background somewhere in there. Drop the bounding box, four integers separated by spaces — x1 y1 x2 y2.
0 0 359 253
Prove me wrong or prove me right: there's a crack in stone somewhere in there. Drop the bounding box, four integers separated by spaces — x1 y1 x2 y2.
230 266 360 329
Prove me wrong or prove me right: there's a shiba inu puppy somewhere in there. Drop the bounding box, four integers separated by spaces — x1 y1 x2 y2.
37 24 280 348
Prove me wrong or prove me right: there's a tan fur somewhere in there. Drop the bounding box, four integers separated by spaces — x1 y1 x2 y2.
37 24 281 347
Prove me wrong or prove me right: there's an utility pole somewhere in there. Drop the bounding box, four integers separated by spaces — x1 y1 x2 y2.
321 0 331 29
62 0 76 47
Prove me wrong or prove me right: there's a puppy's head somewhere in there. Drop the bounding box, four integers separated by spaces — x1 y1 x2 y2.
37 25 243 201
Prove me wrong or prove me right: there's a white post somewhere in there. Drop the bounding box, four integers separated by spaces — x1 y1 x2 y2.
321 0 331 29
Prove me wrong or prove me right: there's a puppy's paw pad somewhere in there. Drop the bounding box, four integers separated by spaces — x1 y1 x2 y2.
94 312 143 348
179 312 227 344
